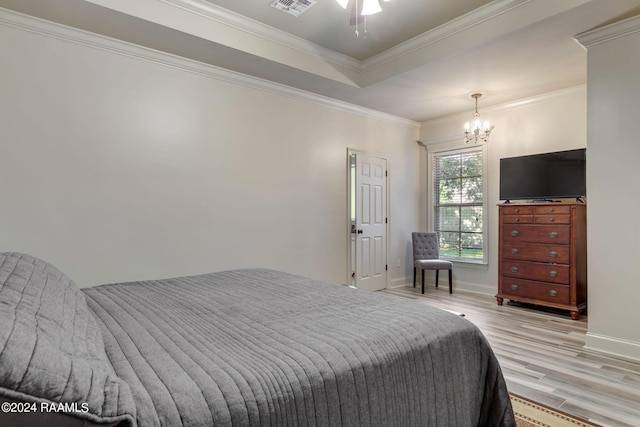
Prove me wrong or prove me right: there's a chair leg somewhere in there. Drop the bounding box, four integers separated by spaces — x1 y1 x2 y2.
421 269 425 294
435 270 439 288
448 269 453 294
413 267 416 288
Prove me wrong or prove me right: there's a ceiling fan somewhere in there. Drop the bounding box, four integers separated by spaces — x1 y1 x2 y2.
337 0 392 37
271 0 392 37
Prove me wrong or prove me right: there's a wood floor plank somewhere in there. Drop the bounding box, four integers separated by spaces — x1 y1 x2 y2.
383 285 640 427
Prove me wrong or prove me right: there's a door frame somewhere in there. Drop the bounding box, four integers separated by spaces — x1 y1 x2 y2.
347 148 391 289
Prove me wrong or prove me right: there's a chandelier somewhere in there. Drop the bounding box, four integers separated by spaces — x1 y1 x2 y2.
464 93 494 144
335 0 391 37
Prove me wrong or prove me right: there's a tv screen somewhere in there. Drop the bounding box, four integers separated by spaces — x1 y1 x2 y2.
500 149 586 201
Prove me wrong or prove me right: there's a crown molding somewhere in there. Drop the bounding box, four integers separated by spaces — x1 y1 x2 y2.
160 0 535 76
420 84 586 128
0 7 418 128
575 13 640 48
159 0 362 73
491 84 586 113
362 0 532 71
80 0 586 91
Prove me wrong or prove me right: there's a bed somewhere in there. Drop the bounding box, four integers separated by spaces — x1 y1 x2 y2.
0 252 514 426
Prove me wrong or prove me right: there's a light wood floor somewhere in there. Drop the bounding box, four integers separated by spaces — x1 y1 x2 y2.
383 285 640 427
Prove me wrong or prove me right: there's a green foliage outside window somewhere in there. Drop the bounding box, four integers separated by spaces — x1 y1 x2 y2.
433 150 484 260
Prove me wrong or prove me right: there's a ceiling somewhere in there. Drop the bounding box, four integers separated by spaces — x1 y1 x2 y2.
206 0 495 60
2 0 640 122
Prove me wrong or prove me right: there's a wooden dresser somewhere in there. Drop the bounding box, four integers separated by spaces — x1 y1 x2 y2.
497 202 587 319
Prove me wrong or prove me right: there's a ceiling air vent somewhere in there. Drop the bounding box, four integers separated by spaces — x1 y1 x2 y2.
270 0 316 17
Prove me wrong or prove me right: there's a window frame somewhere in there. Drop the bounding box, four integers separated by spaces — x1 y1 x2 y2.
427 140 488 265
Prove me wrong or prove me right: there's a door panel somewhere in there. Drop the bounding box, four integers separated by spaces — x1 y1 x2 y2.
374 185 383 224
374 236 384 276
361 184 370 225
360 237 371 279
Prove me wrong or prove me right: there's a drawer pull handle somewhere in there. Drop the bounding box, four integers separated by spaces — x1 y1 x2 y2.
549 217 555 222
549 251 558 258
514 208 519 213
515 218 520 222
511 266 519 273
511 284 519 291
549 270 558 277
549 231 558 238
549 290 558 297
511 248 519 255
511 230 519 237
549 208 555 213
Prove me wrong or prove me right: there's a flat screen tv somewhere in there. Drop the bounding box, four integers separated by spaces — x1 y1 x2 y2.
499 148 586 201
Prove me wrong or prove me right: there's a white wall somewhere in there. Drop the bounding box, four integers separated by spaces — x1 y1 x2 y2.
419 87 587 294
578 16 640 361
0 13 420 287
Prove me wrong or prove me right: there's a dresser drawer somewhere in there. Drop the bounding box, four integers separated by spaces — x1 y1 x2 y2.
501 277 570 304
502 224 571 244
501 206 534 215
534 205 571 215
535 214 570 224
501 242 570 264
502 260 569 284
502 215 534 224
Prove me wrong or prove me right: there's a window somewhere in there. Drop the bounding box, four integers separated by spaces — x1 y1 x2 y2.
431 146 486 263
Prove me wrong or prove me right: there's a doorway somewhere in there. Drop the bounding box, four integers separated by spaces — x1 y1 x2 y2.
347 149 389 291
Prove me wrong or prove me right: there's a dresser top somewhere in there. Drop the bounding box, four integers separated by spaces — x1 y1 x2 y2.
498 201 586 207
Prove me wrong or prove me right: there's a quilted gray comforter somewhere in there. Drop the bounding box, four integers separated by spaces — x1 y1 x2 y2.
82 268 514 427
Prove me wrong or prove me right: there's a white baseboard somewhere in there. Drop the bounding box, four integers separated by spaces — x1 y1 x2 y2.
454 280 496 295
389 276 495 295
389 276 411 288
585 333 640 363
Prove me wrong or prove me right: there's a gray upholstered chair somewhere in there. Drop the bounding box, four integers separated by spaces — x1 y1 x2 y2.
412 232 453 294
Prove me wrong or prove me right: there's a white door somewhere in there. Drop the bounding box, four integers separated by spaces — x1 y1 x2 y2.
349 151 388 291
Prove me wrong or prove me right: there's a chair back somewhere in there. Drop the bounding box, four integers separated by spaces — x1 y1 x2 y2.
412 232 440 261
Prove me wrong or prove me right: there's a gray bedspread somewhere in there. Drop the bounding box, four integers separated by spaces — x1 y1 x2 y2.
83 268 514 427
0 252 136 426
